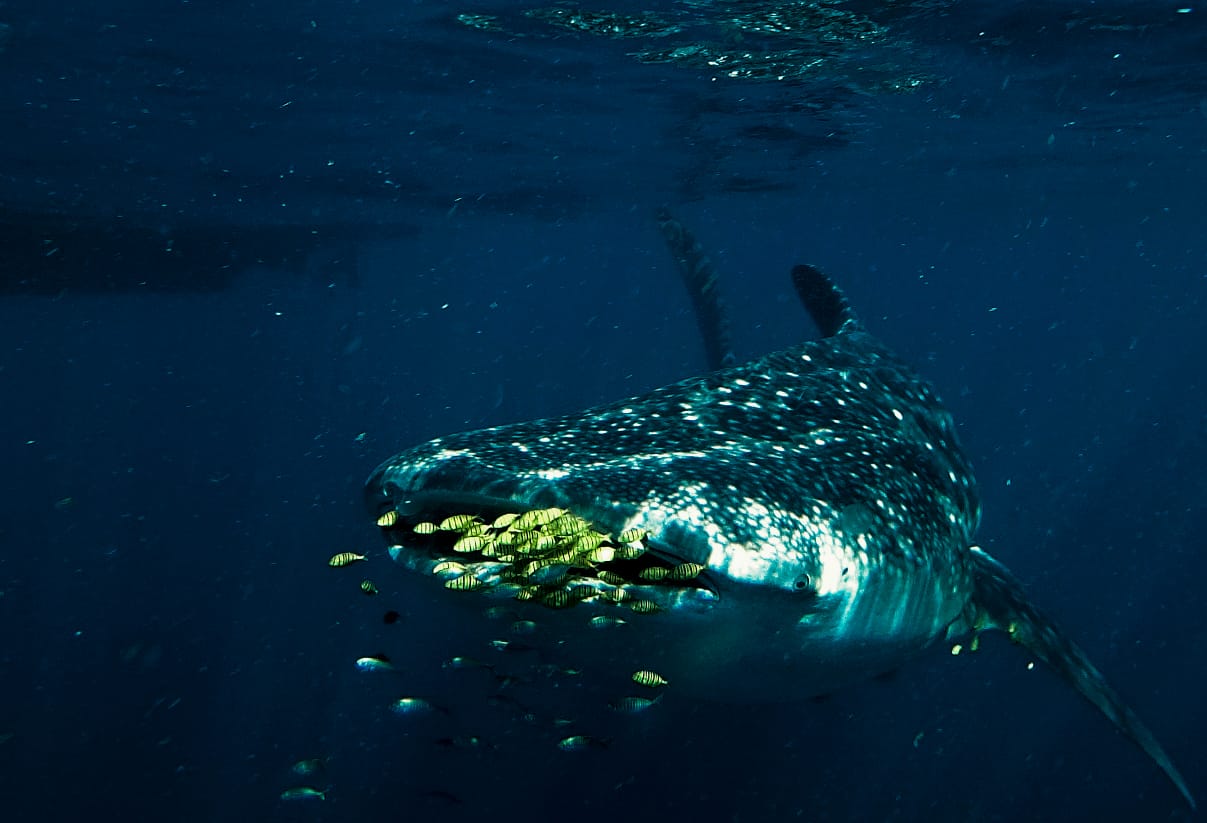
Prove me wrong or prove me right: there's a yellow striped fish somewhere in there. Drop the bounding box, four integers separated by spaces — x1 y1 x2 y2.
597 570 628 587
492 512 520 529
328 552 366 567
439 514 482 532
431 560 466 577
667 562 706 581
632 669 669 687
614 543 646 560
444 573 486 592
515 507 565 531
452 535 490 553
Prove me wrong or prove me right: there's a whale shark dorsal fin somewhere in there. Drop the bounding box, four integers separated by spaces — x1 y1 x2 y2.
792 264 861 338
657 207 736 370
962 547 1195 809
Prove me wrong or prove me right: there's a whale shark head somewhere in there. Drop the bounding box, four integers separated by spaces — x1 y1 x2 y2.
366 266 979 697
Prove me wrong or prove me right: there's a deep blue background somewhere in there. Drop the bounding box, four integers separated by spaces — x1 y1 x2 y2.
1 2 1204 820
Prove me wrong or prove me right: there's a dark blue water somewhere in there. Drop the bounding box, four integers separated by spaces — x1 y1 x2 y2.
1 2 1203 820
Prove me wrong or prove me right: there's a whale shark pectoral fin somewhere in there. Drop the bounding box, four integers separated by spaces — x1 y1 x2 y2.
962 547 1194 809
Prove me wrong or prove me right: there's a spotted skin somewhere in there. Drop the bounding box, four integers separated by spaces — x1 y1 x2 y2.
366 264 1192 808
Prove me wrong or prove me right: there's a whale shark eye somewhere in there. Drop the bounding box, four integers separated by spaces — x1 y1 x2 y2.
793 574 812 592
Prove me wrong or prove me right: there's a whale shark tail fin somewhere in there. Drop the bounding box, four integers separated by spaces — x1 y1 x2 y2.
791 264 861 338
657 207 736 370
961 546 1194 809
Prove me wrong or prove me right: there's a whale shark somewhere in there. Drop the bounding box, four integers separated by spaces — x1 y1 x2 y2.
364 221 1193 808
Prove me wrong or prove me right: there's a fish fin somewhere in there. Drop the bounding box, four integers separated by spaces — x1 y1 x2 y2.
657 207 736 370
791 264 860 337
963 546 1194 809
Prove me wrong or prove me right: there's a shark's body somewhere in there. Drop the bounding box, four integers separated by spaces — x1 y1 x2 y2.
366 233 1192 807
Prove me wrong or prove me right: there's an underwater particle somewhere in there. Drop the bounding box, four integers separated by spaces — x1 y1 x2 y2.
537 663 583 679
457 12 502 32
355 655 396 673
444 656 494 672
492 673 526 689
382 610 401 624
290 758 326 777
435 735 483 750
376 510 399 528
328 552 366 567
280 786 326 801
638 567 669 582
588 614 627 629
540 7 680 38
445 573 486 592
439 514 483 532
414 521 438 535
667 562 706 581
609 695 660 714
360 579 379 596
629 599 661 614
486 692 534 717
421 789 464 806
632 670 669 688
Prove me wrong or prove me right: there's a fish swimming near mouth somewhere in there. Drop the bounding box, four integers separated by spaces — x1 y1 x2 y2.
365 215 1193 807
